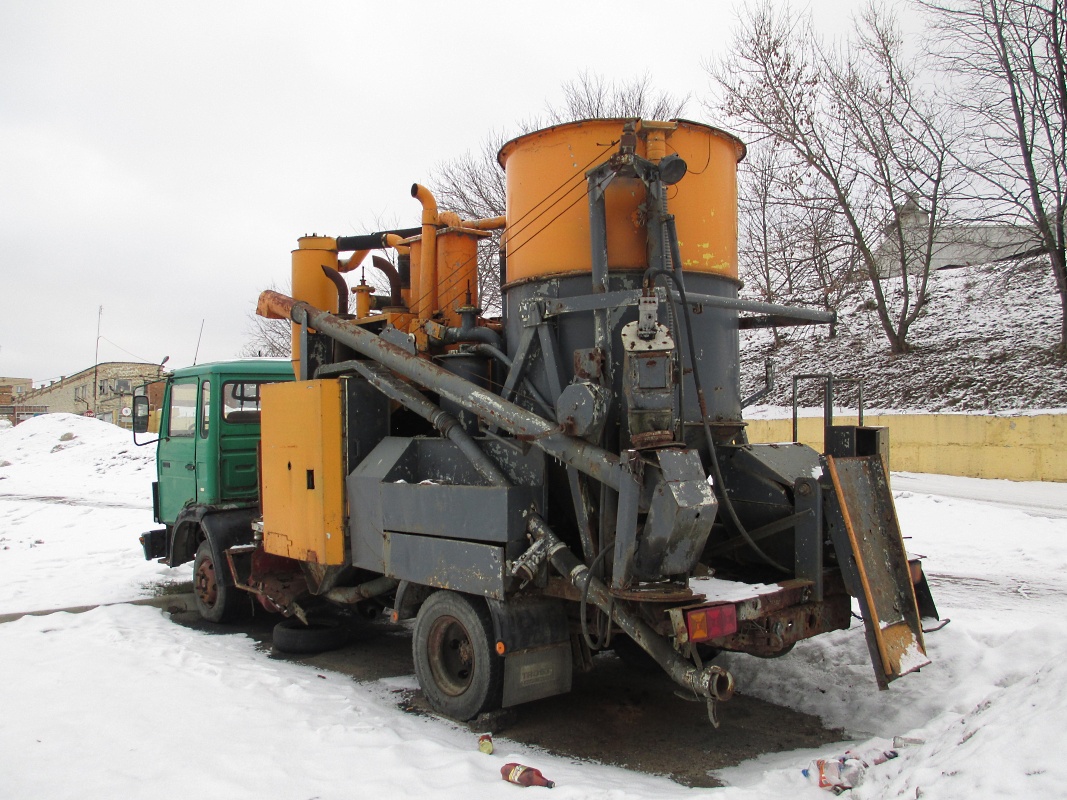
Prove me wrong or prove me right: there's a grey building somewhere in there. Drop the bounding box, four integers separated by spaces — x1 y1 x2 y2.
16 362 166 428
875 198 1039 277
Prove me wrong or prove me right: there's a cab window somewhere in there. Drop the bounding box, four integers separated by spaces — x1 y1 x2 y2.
222 381 273 424
200 380 211 438
167 381 198 438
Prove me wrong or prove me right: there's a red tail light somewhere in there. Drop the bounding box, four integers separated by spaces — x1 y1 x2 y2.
686 604 738 642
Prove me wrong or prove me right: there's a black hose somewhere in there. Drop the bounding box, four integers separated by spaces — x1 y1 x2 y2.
370 256 404 307
336 228 423 252
579 547 613 650
320 266 349 315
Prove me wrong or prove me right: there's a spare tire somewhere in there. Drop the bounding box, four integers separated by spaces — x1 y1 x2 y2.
272 615 350 655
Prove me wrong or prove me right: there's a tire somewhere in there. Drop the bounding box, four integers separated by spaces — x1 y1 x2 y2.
413 591 504 721
272 616 350 655
192 540 246 623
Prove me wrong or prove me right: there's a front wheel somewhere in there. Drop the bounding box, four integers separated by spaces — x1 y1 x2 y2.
192 540 246 623
413 591 504 721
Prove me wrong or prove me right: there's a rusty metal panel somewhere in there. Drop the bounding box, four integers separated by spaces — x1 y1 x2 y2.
826 455 930 686
703 598 852 655
382 532 508 599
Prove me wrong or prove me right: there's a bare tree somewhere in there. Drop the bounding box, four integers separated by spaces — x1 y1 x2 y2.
709 2 963 353
240 282 290 358
923 0 1067 351
737 141 861 344
532 70 690 127
430 72 689 313
737 143 804 346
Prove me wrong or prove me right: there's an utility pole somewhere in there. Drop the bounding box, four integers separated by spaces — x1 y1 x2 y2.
93 305 102 416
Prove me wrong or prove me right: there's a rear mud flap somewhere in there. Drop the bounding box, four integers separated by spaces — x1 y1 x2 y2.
825 455 930 689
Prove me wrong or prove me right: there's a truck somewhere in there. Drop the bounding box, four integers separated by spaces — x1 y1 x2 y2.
136 117 937 727
135 360 294 622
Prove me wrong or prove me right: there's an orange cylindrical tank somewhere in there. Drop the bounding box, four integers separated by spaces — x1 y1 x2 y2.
405 238 421 313
436 227 486 327
497 119 745 285
404 229 485 326
291 236 340 378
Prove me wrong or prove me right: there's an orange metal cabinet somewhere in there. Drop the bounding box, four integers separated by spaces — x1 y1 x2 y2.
260 379 346 565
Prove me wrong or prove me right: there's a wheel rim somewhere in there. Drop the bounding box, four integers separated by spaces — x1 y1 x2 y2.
195 554 218 608
426 614 475 697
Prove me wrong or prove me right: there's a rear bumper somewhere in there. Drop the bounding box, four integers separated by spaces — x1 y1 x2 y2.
668 578 852 657
139 528 168 561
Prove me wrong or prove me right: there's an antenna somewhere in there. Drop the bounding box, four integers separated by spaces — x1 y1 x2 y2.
193 319 205 365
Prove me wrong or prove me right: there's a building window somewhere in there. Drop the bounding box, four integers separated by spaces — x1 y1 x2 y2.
74 386 86 401
115 379 131 394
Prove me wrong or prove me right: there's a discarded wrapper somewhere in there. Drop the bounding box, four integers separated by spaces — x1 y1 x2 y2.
803 748 898 793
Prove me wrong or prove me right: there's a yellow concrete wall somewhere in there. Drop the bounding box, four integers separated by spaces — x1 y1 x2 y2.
745 414 1067 483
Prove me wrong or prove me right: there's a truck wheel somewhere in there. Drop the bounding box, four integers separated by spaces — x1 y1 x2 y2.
272 616 350 655
192 540 244 623
413 591 504 721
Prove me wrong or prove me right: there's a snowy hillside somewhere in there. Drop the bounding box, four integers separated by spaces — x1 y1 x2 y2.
2 406 1067 798
739 257 1067 413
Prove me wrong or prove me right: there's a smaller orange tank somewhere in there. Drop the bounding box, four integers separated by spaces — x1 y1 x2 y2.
436 227 488 327
290 236 340 378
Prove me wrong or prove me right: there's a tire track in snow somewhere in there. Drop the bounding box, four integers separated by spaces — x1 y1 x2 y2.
0 492 149 511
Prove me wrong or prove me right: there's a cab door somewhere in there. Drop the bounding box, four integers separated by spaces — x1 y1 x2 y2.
157 378 200 525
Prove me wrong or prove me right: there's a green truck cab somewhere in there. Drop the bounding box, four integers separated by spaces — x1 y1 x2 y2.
133 359 293 620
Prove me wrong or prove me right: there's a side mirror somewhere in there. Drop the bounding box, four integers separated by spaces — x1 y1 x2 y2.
132 395 150 433
132 395 158 446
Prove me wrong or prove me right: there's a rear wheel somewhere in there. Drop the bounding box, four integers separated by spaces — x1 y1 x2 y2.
413 591 503 721
192 540 245 623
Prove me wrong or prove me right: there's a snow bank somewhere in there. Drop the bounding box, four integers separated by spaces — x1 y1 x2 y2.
0 414 175 613
0 412 155 505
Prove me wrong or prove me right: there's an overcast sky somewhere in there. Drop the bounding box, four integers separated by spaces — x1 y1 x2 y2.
1 0 866 385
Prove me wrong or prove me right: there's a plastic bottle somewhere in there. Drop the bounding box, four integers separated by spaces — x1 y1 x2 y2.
500 763 555 788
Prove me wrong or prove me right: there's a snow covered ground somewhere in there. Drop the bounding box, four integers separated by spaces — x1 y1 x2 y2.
2 413 1066 798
